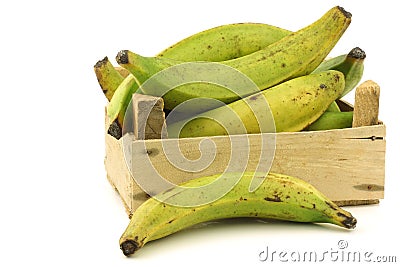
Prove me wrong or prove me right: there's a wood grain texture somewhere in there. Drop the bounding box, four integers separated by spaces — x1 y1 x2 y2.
104 109 135 215
129 126 385 199
131 93 167 140
353 80 380 127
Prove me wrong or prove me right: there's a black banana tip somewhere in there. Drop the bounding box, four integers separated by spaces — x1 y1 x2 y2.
107 119 122 140
337 6 352 19
120 240 139 256
116 50 130 64
94 56 108 68
348 47 366 60
338 212 357 229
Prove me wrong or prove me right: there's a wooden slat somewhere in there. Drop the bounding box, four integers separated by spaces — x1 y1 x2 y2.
105 115 135 215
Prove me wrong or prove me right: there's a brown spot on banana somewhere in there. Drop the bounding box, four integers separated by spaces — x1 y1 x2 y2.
264 195 282 202
249 95 258 101
325 201 338 210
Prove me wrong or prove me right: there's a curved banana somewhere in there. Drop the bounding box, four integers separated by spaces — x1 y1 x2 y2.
119 171 357 256
309 47 365 123
304 111 353 131
313 47 365 98
117 6 351 112
167 70 345 138
158 23 291 61
106 74 139 138
94 57 125 101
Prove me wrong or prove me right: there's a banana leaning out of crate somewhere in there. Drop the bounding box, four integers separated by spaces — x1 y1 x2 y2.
119 171 357 256
167 70 345 138
94 57 126 102
116 6 352 114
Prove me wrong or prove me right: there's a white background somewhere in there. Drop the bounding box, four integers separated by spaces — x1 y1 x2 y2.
1 0 399 266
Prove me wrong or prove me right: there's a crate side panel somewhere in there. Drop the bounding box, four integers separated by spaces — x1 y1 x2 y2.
125 125 385 211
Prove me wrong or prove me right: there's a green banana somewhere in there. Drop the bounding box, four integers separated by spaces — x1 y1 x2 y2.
167 70 345 138
326 101 341 112
117 6 351 113
306 47 365 130
305 111 353 131
313 47 365 98
106 74 141 139
119 171 357 256
158 23 291 61
106 74 138 137
106 23 291 137
94 57 125 101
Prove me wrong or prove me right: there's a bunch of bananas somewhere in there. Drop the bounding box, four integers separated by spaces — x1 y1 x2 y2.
94 6 365 256
95 6 365 139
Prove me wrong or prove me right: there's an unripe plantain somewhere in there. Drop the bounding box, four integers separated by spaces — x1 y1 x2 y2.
119 172 357 256
117 6 352 112
167 71 345 138
306 47 365 130
106 75 139 139
94 57 125 101
304 111 353 131
158 23 291 61
313 47 366 98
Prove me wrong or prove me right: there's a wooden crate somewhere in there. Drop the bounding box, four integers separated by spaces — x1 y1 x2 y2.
104 80 385 217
